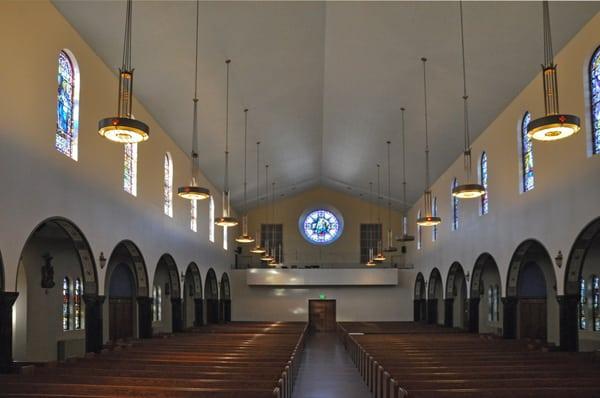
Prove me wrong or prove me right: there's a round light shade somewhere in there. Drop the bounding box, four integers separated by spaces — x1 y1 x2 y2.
374 253 386 262
249 245 266 254
215 216 238 227
417 216 442 227
260 254 274 262
366 260 376 267
452 183 486 199
235 234 255 244
178 186 210 201
396 234 415 242
98 117 149 143
527 114 580 142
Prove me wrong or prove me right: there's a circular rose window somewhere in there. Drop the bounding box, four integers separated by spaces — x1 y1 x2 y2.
298 208 344 245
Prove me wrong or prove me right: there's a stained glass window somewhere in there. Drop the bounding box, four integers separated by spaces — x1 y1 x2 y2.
487 286 493 322
417 210 422 250
124 143 138 196
190 200 197 232
300 209 343 245
74 278 82 330
209 197 215 242
152 285 162 322
520 112 534 192
432 197 438 241
164 153 173 217
480 152 489 215
223 227 228 251
451 178 459 231
63 277 70 331
589 46 600 155
580 277 588 330
493 285 499 321
593 275 600 331
56 50 79 161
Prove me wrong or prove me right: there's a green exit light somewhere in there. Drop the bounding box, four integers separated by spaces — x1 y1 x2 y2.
319 293 326 299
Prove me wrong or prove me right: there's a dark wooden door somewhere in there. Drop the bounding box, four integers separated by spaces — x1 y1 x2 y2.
519 298 547 341
109 298 134 342
309 300 336 332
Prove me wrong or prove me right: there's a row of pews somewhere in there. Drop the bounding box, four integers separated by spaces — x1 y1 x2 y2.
0 322 307 398
338 322 600 398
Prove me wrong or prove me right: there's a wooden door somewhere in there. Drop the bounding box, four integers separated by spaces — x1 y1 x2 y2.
109 298 133 342
519 298 547 341
309 300 336 332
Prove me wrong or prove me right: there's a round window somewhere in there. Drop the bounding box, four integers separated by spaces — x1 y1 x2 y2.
298 208 344 245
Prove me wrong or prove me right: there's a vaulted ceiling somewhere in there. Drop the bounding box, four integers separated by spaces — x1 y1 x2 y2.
53 1 600 210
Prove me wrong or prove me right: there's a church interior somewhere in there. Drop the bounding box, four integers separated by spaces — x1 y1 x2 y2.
1 0 600 397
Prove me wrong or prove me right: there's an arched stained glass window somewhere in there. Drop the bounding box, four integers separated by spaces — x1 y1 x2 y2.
190 200 197 232
487 286 493 322
209 197 215 242
164 153 173 217
520 112 534 192
451 178 459 231
223 227 228 251
56 50 79 161
493 285 499 321
432 197 438 241
74 278 82 330
589 46 600 155
124 143 138 196
593 275 600 331
480 152 489 215
63 277 71 331
580 277 588 330
417 210 422 250
152 285 162 322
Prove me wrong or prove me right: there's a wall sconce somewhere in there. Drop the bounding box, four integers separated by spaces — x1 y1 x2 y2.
465 271 470 283
555 250 563 268
99 252 107 269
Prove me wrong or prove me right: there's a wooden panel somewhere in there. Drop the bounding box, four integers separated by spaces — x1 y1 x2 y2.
519 298 547 341
109 298 134 342
309 300 336 332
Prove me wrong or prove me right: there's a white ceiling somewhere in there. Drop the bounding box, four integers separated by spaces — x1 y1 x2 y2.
52 1 600 210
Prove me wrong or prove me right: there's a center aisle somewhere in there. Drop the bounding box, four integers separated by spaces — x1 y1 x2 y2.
293 333 371 398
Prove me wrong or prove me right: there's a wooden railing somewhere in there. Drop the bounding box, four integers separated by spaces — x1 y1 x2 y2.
273 323 308 398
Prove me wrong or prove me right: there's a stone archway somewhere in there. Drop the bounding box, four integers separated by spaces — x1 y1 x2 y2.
469 253 502 335
413 273 426 322
427 268 443 325
219 273 231 323
445 262 467 329
183 263 203 328
204 268 219 324
152 254 182 334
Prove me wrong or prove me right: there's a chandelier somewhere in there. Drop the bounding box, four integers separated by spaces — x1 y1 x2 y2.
397 108 415 242
249 142 266 254
236 109 255 243
383 140 398 253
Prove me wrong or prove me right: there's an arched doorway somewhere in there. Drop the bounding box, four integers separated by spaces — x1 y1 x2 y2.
13 217 99 362
445 262 467 329
104 240 150 343
413 273 426 322
151 254 182 334
183 263 203 328
564 217 600 351
427 268 443 325
204 268 219 324
219 273 231 323
505 240 558 343
469 253 502 335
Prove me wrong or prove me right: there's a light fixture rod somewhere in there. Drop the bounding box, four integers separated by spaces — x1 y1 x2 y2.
459 0 472 182
421 57 431 191
243 109 248 214
401 107 409 235
191 0 200 180
121 0 132 71
224 59 231 194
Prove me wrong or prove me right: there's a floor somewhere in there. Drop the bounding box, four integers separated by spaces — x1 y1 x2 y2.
293 332 372 398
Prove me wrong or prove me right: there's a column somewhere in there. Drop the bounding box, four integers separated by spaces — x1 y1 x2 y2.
194 298 204 326
137 296 153 339
467 297 480 333
558 294 579 351
171 297 183 333
444 298 454 327
502 297 518 339
83 294 104 353
0 292 18 373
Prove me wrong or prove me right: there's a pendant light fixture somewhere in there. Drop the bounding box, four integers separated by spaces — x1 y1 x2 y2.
527 0 580 141
235 109 255 243
215 60 238 228
366 181 376 267
268 181 279 266
250 141 266 254
374 164 386 262
383 141 398 253
397 108 415 242
178 0 210 201
260 164 274 262
416 58 442 228
98 0 149 144
452 1 486 199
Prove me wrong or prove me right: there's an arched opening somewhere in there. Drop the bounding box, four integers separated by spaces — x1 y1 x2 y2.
204 268 219 324
152 254 182 334
564 217 600 351
183 263 203 328
104 240 150 343
469 253 502 335
427 268 443 325
505 240 558 344
219 273 231 323
413 273 426 322
13 217 99 362
445 262 467 329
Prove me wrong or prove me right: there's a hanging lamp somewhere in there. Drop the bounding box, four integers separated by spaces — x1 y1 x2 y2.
366 181 376 267
527 1 580 141
250 142 266 254
397 108 415 242
374 164 386 262
416 58 441 227
215 60 238 227
452 1 486 199
383 141 398 252
98 0 149 144
260 165 274 262
236 109 255 243
267 181 279 266
178 0 210 201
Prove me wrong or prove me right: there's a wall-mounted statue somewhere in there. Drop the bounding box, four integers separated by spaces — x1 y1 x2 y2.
41 253 55 289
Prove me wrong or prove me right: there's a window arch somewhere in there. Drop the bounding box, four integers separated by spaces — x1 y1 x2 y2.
589 46 600 155
432 197 438 242
56 50 80 160
164 153 173 217
451 178 459 231
74 278 83 330
417 210 422 250
480 151 489 215
209 197 215 242
124 144 138 196
520 112 534 192
191 200 197 232
62 277 71 331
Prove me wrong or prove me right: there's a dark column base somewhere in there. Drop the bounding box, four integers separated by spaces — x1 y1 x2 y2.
468 297 480 334
444 298 454 327
413 300 420 322
224 300 231 322
502 297 518 339
194 298 204 326
427 299 438 324
137 296 153 339
171 298 183 333
558 294 579 352
83 294 104 353
0 292 19 373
